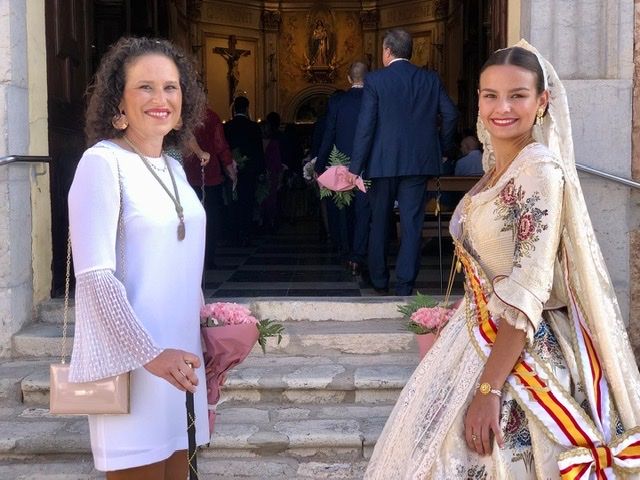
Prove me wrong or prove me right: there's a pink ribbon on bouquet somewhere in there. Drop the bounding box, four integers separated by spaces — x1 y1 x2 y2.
201 323 259 433
317 165 366 192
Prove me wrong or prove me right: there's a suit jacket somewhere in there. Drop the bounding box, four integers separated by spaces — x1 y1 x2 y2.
316 87 364 173
349 60 458 178
223 114 265 178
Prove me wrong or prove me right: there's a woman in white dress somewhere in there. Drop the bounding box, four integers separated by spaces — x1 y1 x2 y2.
68 37 209 478
365 41 640 479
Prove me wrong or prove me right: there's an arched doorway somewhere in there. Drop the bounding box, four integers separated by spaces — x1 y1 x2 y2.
45 0 508 295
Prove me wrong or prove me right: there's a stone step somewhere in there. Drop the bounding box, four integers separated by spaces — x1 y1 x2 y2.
37 297 425 324
12 318 416 358
17 353 418 408
0 403 386 469
0 456 367 479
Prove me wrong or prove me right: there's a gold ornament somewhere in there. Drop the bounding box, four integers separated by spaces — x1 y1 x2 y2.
112 112 128 130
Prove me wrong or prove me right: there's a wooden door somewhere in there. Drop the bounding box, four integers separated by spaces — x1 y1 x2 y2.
46 0 93 296
46 0 172 295
457 0 508 130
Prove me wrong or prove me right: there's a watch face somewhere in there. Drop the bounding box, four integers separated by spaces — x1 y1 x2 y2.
479 382 491 395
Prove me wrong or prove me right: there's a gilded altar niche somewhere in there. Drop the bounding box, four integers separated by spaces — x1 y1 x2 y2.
278 8 364 121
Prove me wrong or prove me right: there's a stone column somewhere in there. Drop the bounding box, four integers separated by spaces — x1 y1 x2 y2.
0 0 33 357
262 9 281 115
520 0 635 326
630 0 640 358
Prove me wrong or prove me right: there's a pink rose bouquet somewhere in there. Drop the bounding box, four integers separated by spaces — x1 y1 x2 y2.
410 306 455 334
398 292 454 335
200 302 284 432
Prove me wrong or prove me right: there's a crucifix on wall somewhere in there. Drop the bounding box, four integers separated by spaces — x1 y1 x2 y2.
214 35 251 105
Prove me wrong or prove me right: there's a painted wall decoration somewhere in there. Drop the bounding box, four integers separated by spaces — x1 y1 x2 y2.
278 9 365 120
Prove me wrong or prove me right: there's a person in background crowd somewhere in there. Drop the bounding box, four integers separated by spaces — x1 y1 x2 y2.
454 135 484 176
349 29 458 295
184 105 237 268
260 112 285 233
316 61 371 275
223 95 265 246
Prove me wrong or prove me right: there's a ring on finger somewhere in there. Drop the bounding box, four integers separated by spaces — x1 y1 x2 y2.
471 433 478 442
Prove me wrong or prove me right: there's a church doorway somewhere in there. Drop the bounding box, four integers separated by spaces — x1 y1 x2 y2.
45 0 507 296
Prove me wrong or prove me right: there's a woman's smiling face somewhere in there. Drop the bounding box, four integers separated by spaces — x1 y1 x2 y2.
478 64 547 143
118 53 182 144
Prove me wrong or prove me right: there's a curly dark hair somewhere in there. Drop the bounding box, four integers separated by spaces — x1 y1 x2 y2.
84 36 206 149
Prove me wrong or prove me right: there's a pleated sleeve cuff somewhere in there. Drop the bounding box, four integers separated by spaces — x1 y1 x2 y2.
68 269 163 382
488 275 543 344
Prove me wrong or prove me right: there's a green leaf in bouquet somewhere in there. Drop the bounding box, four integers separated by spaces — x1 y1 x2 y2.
319 187 333 199
257 319 285 354
328 145 351 167
404 321 432 335
333 190 354 209
397 291 439 318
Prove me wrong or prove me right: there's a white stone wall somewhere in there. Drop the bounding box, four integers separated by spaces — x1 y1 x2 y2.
0 0 33 356
521 0 634 321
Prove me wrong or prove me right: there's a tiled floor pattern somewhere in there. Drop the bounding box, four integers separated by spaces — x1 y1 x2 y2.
204 219 463 298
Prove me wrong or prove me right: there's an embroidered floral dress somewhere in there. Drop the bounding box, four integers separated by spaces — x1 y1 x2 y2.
364 143 624 479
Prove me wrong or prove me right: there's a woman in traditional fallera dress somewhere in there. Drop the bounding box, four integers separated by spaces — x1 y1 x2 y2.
364 41 640 479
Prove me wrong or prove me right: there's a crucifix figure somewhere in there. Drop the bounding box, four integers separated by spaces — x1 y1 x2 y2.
214 35 251 105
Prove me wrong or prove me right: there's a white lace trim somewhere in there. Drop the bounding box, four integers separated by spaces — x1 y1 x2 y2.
69 269 162 382
487 292 534 344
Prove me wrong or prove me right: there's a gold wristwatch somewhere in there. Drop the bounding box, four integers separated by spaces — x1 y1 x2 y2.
477 382 502 397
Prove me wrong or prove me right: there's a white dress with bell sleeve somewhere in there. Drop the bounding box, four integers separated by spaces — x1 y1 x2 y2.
68 140 209 471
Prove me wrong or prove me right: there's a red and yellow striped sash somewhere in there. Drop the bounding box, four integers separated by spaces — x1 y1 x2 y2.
457 243 640 479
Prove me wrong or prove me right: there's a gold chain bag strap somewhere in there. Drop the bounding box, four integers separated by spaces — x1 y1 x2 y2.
50 159 130 415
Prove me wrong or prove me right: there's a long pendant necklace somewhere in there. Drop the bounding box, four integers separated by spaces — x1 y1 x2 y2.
123 136 186 241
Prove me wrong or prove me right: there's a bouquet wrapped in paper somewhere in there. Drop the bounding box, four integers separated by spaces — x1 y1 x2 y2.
316 146 368 209
200 302 284 432
398 292 455 358
398 292 455 335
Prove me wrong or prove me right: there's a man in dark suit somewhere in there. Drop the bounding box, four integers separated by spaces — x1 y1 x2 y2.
349 29 458 295
316 62 371 274
223 96 265 245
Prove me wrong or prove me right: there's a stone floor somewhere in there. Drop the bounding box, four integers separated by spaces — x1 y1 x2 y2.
204 217 463 298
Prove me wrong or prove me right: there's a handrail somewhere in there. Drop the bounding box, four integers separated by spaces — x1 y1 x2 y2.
0 155 51 167
576 163 640 190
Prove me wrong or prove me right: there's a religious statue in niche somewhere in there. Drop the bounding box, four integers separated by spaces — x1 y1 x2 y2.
311 19 330 65
301 8 338 83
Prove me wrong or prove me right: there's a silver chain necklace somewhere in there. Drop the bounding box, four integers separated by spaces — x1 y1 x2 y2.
123 136 186 241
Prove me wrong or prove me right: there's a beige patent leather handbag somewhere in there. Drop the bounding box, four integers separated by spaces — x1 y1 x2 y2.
48 237 130 414
49 159 130 415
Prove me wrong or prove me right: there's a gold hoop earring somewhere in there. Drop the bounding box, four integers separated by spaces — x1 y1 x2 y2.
112 112 128 130
535 108 544 126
